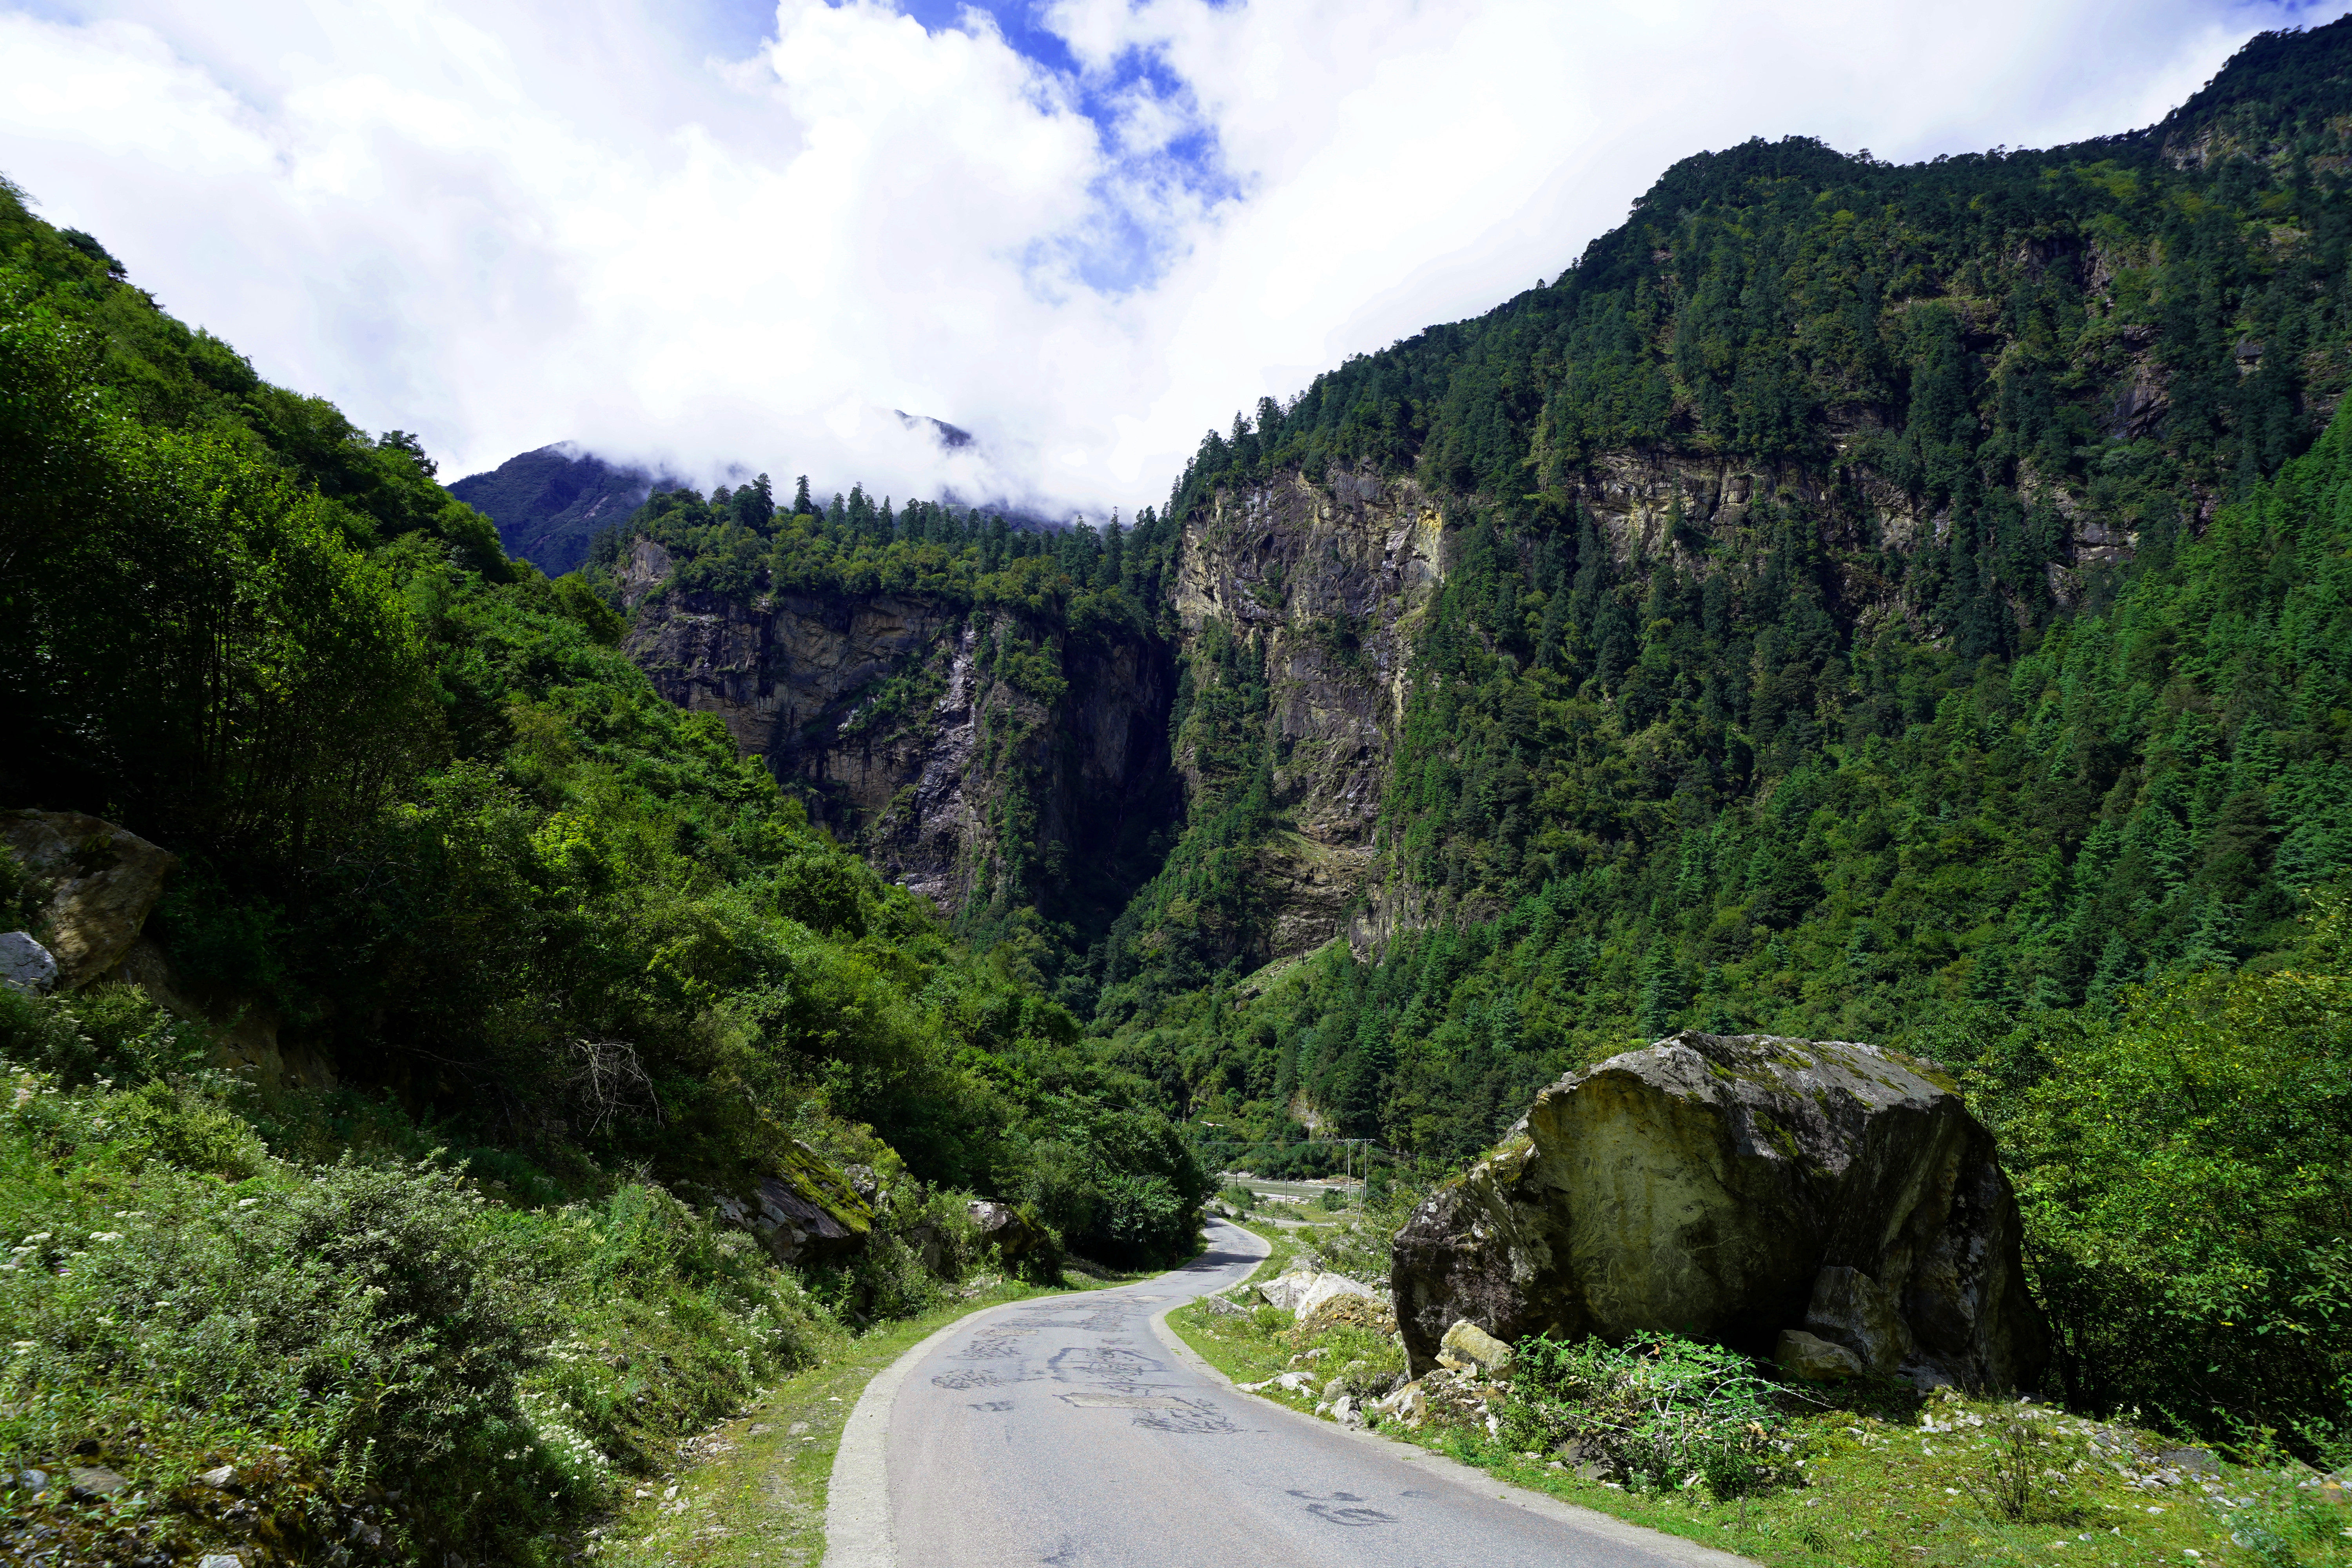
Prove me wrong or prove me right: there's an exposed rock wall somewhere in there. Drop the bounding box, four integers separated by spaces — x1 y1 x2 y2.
622 561 1175 919
1171 467 1446 961
613 444 2141 962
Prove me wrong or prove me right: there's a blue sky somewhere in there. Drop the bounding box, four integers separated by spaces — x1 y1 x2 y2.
0 0 2341 513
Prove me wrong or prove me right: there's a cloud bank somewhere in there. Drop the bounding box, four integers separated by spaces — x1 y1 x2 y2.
0 0 2335 515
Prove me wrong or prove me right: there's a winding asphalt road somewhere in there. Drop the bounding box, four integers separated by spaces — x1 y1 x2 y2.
826 1218 1753 1568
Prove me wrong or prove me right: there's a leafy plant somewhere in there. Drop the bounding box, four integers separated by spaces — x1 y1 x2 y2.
1500 1332 1800 1499
1957 1413 2071 1523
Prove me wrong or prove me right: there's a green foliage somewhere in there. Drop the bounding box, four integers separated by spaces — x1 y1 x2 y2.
1500 1333 1796 1497
0 172 1206 1563
613 483 1179 635
1994 895 2352 1438
0 1020 835 1564
1175 18 2352 517
1957 1413 2075 1523
1122 33 2352 1468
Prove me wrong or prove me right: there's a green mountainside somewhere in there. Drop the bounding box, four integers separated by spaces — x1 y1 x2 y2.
601 19 2352 1448
0 176 1202 1564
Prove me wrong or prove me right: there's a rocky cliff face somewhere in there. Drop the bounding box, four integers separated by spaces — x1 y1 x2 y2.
614 472 1451 960
1170 467 1446 961
620 543 1176 922
614 431 2157 975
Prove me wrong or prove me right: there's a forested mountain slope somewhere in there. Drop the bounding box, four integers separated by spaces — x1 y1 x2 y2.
597 19 2352 1444
0 175 1203 1565
448 442 683 576
1115 12 2352 1146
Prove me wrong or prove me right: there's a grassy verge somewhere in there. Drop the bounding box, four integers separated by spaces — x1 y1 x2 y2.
589 1263 1136 1567
1169 1291 2352 1568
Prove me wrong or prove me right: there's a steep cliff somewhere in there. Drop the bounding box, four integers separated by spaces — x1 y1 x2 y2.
619 536 1179 945
1164 468 1445 961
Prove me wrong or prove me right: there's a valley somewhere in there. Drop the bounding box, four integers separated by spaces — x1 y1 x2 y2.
2 11 2350 1567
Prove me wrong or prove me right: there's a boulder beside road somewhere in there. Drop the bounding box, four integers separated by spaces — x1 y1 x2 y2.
1 811 178 990
1251 1261 1396 1337
1390 1030 2048 1391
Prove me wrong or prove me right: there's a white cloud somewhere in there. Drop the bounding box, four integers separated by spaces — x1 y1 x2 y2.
0 0 2336 517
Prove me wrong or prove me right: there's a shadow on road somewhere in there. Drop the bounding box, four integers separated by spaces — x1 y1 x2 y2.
1181 1222 1268 1276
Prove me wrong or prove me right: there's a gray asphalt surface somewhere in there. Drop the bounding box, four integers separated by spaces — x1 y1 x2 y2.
882 1218 1744 1568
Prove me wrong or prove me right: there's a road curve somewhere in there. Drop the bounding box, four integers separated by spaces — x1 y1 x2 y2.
826 1218 1753 1568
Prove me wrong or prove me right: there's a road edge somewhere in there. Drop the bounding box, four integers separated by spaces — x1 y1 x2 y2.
824 1221 1263 1566
824 1285 1090 1568
1148 1225 1761 1568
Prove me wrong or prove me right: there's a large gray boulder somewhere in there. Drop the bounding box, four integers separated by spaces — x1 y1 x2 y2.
1390 1030 2047 1392
0 812 178 990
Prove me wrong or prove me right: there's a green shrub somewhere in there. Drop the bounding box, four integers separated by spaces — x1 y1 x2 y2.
1999 895 2352 1445
0 846 34 928
1957 1412 2078 1523
1499 1332 1799 1499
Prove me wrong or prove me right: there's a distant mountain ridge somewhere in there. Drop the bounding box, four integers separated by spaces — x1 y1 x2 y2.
446 444 682 576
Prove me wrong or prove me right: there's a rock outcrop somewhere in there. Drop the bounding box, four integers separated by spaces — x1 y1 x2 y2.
715 1142 874 1267
1171 467 1446 960
967 1200 1051 1266
0 811 178 990
1390 1030 2048 1392
622 571 1176 922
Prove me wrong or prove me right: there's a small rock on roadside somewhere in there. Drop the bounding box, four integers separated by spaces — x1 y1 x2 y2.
1368 1381 1426 1427
196 1465 236 1488
67 1465 128 1499
1775 1328 1866 1381
0 933 58 996
1437 1319 1513 1373
198 1556 246 1568
1200 1294 1246 1318
748 1423 773 1436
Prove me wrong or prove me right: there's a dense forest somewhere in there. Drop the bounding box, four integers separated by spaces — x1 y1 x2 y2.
1115 20 2352 1443
1085 21 2352 1121
0 172 1203 1565
586 19 2352 1447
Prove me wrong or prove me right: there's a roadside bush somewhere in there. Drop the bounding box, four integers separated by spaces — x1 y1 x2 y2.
1997 895 2352 1447
0 1030 850 1564
1308 1174 1430 1283
1958 1410 2079 1523
1499 1332 1800 1499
